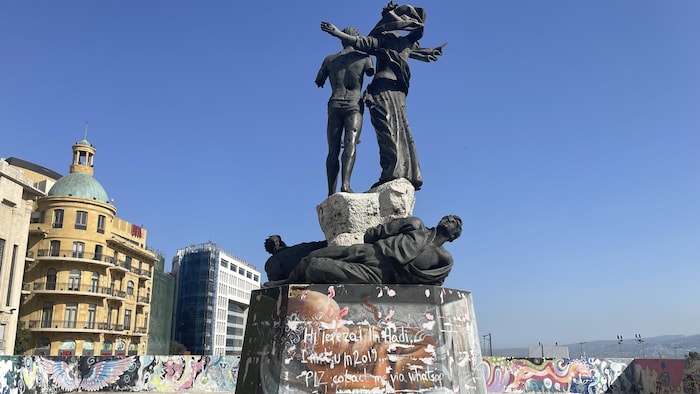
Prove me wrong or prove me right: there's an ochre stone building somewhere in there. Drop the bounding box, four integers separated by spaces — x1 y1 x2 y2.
17 138 157 356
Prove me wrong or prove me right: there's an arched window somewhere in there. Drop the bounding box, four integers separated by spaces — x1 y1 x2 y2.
68 269 81 291
90 272 99 292
127 280 134 295
128 342 138 356
46 268 57 290
82 339 94 356
58 338 76 356
35 338 51 356
101 340 113 356
115 340 126 356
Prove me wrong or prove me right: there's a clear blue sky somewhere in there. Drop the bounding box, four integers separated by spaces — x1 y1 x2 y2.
2 1 698 348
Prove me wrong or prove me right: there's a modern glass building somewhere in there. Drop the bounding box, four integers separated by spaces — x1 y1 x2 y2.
171 242 260 355
147 253 174 355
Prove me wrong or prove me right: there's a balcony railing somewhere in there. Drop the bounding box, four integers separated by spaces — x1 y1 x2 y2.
35 249 152 278
29 320 129 332
37 249 115 264
114 260 130 271
31 282 129 299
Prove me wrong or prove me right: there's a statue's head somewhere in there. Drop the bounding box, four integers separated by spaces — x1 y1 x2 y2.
264 235 287 254
438 215 463 242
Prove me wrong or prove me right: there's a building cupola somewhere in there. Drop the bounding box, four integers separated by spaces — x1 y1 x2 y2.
47 137 110 203
70 138 96 175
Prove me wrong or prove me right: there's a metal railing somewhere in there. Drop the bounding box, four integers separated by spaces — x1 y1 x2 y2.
35 249 152 277
31 282 128 299
134 327 148 334
28 320 128 332
37 249 115 264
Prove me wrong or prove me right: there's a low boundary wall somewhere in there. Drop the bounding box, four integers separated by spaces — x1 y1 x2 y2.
482 356 700 393
1 355 699 393
0 355 240 393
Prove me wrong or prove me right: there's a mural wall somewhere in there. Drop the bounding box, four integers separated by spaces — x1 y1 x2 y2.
0 355 240 393
0 355 698 393
482 356 700 394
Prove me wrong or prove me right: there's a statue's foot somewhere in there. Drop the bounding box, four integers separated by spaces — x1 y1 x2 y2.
340 185 354 193
263 279 289 288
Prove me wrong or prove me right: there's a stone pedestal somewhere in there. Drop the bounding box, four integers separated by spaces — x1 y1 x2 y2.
316 178 416 246
237 284 487 394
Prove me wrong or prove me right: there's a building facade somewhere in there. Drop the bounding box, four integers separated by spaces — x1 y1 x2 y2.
147 253 174 355
172 242 260 355
0 159 45 354
17 139 158 356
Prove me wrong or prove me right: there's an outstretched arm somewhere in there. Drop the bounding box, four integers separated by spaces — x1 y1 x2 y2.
320 21 358 47
409 42 448 62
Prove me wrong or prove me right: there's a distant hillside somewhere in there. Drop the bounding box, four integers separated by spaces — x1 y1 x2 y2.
491 334 700 359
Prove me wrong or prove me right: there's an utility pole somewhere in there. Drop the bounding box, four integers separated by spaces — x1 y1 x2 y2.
617 335 623 357
635 334 645 358
579 342 587 358
482 333 493 356
488 333 493 356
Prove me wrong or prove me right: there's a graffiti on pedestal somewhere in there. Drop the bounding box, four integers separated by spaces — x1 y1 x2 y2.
245 284 484 393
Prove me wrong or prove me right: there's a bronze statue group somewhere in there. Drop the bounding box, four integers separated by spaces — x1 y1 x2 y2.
318 2 446 196
265 2 460 288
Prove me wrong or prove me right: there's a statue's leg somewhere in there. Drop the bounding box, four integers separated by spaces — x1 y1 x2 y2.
368 91 399 188
326 112 344 196
340 112 363 193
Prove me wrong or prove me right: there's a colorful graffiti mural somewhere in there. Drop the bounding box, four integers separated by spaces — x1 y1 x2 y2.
482 357 700 394
0 355 240 393
0 355 698 393
482 357 632 393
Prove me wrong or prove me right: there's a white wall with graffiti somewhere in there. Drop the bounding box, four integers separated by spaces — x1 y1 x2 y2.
0 355 240 393
2 355 699 393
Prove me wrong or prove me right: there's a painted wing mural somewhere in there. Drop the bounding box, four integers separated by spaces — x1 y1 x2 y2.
42 359 80 392
80 357 136 391
43 356 136 392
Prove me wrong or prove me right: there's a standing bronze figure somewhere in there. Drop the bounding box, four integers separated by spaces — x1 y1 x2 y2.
316 27 375 196
321 2 446 191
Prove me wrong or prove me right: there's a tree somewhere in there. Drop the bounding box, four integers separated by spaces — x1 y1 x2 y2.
169 340 187 355
14 320 30 355
687 351 700 360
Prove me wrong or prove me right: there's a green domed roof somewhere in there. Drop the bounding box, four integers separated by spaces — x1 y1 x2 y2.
75 138 93 147
48 172 110 202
